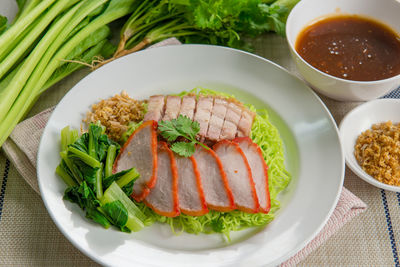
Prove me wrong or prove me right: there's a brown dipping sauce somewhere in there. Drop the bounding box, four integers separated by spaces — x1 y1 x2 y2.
295 15 400 81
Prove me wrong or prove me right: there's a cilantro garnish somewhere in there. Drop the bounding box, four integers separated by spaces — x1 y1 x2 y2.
158 115 208 157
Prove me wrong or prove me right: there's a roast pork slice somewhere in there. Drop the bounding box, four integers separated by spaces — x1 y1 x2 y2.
113 120 158 201
143 95 165 122
237 109 256 137
213 140 259 213
193 145 235 212
144 142 180 217
206 98 228 141
176 155 208 216
179 95 196 120
163 96 182 121
193 96 213 138
234 137 270 213
220 102 243 140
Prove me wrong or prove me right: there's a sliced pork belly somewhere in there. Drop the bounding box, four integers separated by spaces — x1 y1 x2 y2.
220 102 243 140
193 96 213 138
206 97 228 141
143 95 165 122
113 120 158 201
237 110 256 137
234 137 270 213
176 155 208 216
193 145 235 212
163 96 181 121
179 95 196 120
213 140 259 213
144 142 179 217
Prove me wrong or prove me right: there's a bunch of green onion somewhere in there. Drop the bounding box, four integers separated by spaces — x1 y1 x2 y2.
0 0 137 147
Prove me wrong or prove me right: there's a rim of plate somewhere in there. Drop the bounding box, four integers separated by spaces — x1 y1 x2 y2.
37 44 344 266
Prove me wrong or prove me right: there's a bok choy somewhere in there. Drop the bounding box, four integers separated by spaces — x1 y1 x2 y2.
58 123 145 232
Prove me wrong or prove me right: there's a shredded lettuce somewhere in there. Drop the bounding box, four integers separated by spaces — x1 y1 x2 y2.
129 88 291 240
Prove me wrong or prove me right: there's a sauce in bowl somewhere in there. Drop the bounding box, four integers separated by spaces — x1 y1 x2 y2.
295 15 400 81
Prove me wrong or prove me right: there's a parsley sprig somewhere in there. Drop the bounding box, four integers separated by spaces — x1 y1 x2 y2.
158 115 209 157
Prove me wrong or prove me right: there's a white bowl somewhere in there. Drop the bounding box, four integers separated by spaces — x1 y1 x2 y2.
286 0 400 101
339 99 400 192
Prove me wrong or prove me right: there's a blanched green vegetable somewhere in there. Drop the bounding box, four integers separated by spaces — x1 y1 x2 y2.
58 124 145 232
100 182 145 231
64 181 112 229
105 144 117 178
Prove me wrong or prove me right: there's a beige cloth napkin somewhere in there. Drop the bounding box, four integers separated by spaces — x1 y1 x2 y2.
1 38 367 266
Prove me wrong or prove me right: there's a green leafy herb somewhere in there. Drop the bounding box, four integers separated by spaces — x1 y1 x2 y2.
158 115 207 157
170 141 195 157
94 0 299 67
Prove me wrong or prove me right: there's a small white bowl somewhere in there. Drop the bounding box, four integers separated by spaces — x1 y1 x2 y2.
286 0 400 101
339 99 400 192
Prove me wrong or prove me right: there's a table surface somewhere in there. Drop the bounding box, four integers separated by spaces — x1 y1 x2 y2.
1 3 400 267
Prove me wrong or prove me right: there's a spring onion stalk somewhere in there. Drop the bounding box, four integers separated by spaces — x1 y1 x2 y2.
40 39 112 94
0 0 137 147
0 0 80 120
96 1 196 68
24 39 112 120
100 182 146 223
114 0 151 54
115 0 181 54
126 19 195 53
13 0 42 23
105 144 117 178
0 16 40 63
2 0 108 100
96 163 104 199
0 0 78 80
64 26 111 67
0 64 22 95
116 168 139 188
56 164 77 187
66 17 91 40
0 0 56 52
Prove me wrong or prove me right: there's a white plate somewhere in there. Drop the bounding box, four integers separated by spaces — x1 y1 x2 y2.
37 45 344 267
339 99 400 192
